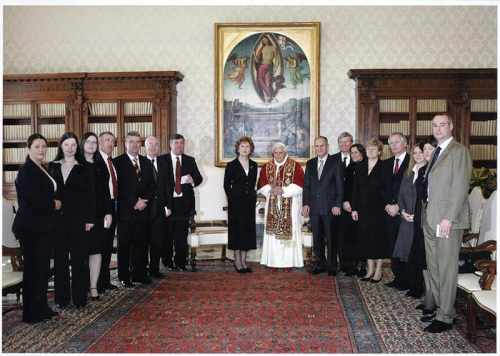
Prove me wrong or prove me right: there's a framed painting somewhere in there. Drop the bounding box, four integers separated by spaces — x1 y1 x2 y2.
215 22 320 166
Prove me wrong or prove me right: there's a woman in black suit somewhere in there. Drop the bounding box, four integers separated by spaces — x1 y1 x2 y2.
81 132 112 301
351 138 389 283
49 132 95 308
342 143 366 276
12 134 61 323
224 136 258 273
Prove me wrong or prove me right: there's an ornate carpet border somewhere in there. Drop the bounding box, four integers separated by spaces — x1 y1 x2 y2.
336 275 386 353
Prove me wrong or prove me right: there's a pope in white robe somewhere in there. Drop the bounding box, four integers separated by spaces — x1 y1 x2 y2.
257 143 305 268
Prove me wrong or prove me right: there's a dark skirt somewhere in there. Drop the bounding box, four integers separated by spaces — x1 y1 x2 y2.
88 223 104 255
227 196 257 251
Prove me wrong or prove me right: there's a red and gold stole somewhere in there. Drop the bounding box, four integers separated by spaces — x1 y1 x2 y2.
265 158 296 240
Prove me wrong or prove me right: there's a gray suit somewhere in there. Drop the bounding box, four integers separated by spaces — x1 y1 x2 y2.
423 138 472 324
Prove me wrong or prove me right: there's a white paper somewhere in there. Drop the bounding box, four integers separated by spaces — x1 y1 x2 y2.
180 175 190 184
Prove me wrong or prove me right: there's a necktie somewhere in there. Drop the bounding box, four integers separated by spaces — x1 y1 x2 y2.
151 158 158 183
393 158 400 174
318 159 324 179
107 157 118 198
175 156 182 194
343 156 348 168
133 157 140 176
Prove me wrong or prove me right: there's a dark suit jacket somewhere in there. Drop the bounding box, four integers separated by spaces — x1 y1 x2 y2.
332 152 355 203
159 153 203 216
383 154 410 205
113 154 155 222
303 154 343 216
223 158 258 202
12 157 57 235
48 161 95 224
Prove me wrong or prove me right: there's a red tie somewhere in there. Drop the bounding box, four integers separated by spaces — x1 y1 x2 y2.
175 157 182 194
107 157 118 198
393 158 400 174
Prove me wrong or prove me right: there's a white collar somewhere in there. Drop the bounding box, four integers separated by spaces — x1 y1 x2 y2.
394 151 407 162
100 150 112 160
341 152 350 159
127 152 139 162
147 155 157 161
438 136 453 152
274 155 288 167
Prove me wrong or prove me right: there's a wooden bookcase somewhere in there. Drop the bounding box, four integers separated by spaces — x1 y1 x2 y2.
3 71 183 199
348 69 497 165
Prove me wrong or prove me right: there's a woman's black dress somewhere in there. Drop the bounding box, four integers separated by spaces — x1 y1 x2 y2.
224 158 258 251
407 164 428 294
351 159 390 259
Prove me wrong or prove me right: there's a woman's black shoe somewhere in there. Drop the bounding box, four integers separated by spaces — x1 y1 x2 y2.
233 264 245 273
406 290 423 299
360 277 372 282
243 267 253 273
370 278 382 283
415 304 425 310
423 308 436 315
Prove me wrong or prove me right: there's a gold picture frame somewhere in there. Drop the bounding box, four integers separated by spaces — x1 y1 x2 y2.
215 22 320 166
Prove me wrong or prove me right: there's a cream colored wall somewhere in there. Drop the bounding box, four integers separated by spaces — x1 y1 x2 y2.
4 6 496 219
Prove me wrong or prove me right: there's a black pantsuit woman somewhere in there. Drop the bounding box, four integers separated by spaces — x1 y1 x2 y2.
49 132 95 308
12 133 61 323
224 136 258 273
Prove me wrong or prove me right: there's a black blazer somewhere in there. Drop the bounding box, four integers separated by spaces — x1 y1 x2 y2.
159 153 203 216
12 157 57 235
332 152 356 203
223 158 258 201
48 161 95 224
85 159 112 220
303 154 343 216
383 154 410 205
113 154 155 222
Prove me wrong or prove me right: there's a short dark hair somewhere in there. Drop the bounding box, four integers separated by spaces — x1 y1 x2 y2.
350 143 367 160
54 132 85 164
169 133 185 142
433 113 453 125
234 136 255 156
126 131 141 139
27 133 47 149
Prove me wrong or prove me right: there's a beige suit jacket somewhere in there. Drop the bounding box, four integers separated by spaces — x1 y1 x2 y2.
425 139 472 231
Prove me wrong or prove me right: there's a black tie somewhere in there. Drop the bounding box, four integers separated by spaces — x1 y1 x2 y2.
343 156 348 168
151 158 158 182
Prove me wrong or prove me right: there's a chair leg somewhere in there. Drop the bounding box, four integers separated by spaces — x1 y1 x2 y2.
191 247 197 270
467 294 478 342
221 245 227 262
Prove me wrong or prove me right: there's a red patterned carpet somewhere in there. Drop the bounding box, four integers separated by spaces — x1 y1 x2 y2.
87 266 355 353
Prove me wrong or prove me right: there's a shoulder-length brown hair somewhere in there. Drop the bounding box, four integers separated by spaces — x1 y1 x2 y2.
234 136 255 156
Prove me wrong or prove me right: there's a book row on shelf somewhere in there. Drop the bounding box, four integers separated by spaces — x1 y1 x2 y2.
416 99 447 113
124 102 153 116
379 99 409 113
470 99 497 113
416 120 434 136
469 145 497 161
379 121 410 136
470 120 497 136
39 124 66 140
4 103 32 118
39 103 66 118
4 171 17 184
88 123 118 137
89 102 117 117
124 122 153 138
3 125 32 141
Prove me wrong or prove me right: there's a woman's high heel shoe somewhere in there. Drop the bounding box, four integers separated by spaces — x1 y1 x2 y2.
370 277 382 283
90 288 100 301
233 263 245 273
360 275 373 282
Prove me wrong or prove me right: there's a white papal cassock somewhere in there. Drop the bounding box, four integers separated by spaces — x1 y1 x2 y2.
257 156 304 268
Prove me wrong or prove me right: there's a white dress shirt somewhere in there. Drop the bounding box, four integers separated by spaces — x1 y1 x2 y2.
99 150 117 200
341 152 350 167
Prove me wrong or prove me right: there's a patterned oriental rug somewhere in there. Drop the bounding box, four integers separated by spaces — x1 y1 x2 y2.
2 261 494 353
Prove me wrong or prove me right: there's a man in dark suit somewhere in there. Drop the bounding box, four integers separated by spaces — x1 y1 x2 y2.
114 131 155 286
383 132 409 290
160 134 203 271
144 135 168 278
96 131 119 293
302 136 343 276
331 132 357 274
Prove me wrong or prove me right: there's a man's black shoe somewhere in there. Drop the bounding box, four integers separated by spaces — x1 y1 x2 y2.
395 284 409 291
415 304 425 310
422 308 436 315
107 284 119 291
177 266 188 272
120 280 135 288
132 277 152 285
311 267 326 275
420 313 436 322
328 270 337 276
150 271 165 278
424 320 452 333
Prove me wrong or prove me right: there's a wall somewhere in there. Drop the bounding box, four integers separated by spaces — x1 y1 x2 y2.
4 6 497 219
